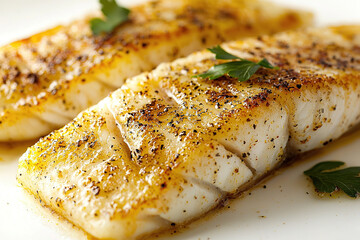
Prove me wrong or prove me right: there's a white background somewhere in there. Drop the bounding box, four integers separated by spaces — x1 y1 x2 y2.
0 0 360 240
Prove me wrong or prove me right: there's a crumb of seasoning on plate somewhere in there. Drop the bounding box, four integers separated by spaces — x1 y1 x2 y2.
263 185 267 189
259 215 266 218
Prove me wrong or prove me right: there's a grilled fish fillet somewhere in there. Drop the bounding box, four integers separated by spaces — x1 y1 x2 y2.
0 0 311 142
17 25 360 239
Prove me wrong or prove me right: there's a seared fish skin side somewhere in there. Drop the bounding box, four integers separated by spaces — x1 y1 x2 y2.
0 0 311 142
17 25 360 240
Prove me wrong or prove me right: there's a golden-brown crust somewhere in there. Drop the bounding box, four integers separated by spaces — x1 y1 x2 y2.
17 25 360 239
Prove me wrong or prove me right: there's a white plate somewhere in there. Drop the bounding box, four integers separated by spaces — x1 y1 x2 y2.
0 0 360 239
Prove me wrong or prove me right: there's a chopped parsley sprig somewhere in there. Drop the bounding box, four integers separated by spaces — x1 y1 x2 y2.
194 45 278 81
304 161 360 198
90 0 130 35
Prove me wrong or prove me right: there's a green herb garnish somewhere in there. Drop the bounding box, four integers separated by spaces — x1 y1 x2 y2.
194 45 278 81
304 161 360 198
90 0 130 35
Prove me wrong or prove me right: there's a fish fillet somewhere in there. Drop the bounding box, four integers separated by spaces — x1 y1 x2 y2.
0 0 311 141
17 25 360 239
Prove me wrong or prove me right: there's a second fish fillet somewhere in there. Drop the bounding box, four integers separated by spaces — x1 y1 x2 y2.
0 0 311 141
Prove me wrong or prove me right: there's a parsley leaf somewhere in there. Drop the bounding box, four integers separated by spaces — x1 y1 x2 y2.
208 45 241 60
90 0 130 35
304 161 360 198
194 45 278 81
